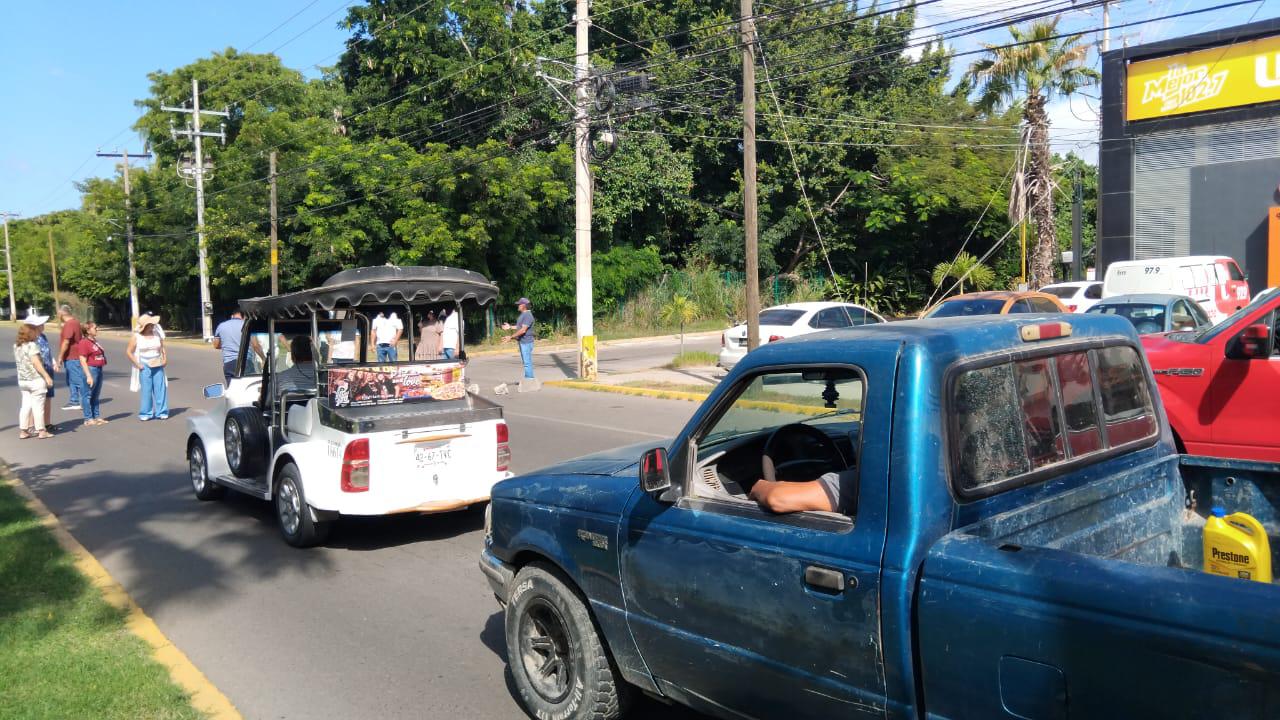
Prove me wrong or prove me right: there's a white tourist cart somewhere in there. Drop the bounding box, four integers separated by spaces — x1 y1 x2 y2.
185 266 512 547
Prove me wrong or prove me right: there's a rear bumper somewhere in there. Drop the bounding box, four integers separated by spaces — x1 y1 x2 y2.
717 347 744 368
479 546 516 603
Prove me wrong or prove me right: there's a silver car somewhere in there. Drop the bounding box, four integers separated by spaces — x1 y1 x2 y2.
1085 293 1213 334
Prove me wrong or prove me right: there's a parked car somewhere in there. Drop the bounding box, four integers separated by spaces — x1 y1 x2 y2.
1102 255 1249 323
481 313 1280 720
1142 286 1280 462
1086 293 1213 334
187 266 513 547
920 289 1066 318
717 301 884 369
1040 280 1103 312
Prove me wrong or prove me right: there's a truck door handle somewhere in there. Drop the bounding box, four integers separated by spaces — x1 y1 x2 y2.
803 565 846 594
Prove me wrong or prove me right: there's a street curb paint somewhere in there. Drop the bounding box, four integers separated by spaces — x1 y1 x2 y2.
545 381 844 417
1 469 242 720
546 380 710 403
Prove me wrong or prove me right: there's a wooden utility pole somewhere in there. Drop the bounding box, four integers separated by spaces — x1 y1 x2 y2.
47 227 59 309
97 148 150 325
742 0 760 351
269 150 279 295
1 212 18 321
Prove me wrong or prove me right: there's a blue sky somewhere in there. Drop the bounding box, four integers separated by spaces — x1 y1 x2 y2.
1 0 1274 218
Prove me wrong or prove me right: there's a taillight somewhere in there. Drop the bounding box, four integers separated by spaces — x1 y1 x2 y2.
340 438 370 492
496 422 511 473
768 335 784 343
721 332 725 348
1067 304 1078 312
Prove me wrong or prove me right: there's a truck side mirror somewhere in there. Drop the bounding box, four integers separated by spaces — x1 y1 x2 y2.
1228 323 1273 359
203 383 225 399
639 447 671 494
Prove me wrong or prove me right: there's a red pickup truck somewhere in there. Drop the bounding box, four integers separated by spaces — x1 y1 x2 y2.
1141 287 1280 461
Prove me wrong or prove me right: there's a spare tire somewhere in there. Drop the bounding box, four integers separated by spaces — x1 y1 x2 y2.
225 407 269 478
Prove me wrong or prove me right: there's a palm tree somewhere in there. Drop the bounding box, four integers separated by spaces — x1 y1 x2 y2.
661 294 699 356
969 17 1097 289
932 252 996 295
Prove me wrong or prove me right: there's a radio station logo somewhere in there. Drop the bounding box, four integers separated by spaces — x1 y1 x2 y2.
1141 63 1229 114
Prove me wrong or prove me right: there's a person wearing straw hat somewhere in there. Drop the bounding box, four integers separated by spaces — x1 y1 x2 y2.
25 311 58 432
126 313 169 421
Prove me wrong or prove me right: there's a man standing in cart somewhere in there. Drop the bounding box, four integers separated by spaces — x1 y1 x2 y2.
371 310 403 363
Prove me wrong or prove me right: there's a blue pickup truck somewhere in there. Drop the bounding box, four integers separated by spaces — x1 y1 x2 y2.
480 315 1280 720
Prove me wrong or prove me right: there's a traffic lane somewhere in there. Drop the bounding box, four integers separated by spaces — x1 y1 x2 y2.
0 328 704 719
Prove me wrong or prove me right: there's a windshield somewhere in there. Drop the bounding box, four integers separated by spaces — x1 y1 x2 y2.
757 309 805 327
1195 287 1278 343
925 298 1007 318
1087 303 1167 334
700 370 864 450
1040 286 1078 299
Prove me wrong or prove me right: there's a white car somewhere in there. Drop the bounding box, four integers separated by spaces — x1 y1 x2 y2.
186 266 513 547
718 301 885 369
1039 281 1104 313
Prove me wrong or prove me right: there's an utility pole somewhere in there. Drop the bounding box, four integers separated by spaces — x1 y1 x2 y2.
164 79 228 339
47 227 59 309
573 0 596 380
1072 166 1084 282
1102 1 1111 53
0 212 17 321
96 148 150 325
269 151 279 295
741 0 760 351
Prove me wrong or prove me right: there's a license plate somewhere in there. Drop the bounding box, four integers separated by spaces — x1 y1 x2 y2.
414 442 453 469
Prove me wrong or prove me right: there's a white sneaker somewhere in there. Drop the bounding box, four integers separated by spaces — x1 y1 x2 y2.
61 403 80 410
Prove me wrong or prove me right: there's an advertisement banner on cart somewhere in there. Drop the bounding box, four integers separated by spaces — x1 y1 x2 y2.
327 363 466 408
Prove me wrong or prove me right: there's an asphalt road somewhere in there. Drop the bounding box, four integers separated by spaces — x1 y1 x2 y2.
0 329 707 719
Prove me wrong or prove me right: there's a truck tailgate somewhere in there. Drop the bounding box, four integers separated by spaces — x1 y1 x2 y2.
915 455 1280 719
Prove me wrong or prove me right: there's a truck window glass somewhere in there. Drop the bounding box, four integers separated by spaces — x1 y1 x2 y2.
701 371 864 449
1096 346 1157 446
1056 352 1102 456
1227 260 1245 281
954 364 1030 492
758 309 805 326
1015 359 1065 469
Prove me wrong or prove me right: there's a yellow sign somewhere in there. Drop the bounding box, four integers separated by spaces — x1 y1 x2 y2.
1127 34 1280 121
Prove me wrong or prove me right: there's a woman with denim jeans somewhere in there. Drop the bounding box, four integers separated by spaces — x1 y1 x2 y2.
77 322 109 425
126 314 169 421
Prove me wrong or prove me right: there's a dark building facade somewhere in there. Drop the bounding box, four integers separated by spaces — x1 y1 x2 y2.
1099 18 1280 295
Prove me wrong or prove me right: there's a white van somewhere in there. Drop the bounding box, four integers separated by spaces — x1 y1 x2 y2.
1102 256 1250 323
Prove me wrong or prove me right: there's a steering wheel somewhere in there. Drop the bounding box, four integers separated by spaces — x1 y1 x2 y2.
761 423 846 482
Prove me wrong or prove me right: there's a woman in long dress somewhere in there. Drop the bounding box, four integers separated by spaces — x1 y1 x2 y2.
414 311 444 361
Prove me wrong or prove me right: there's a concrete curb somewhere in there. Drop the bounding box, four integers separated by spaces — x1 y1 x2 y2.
2 469 242 720
468 330 722 357
544 380 710 403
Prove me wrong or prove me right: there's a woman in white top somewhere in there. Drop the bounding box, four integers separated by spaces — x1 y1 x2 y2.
126 313 169 421
14 323 54 439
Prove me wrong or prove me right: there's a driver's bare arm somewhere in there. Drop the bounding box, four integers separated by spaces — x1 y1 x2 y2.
749 478 836 513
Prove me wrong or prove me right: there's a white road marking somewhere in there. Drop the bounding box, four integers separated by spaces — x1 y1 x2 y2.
504 412 667 439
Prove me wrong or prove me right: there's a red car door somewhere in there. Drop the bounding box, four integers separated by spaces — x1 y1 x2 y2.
1208 305 1280 461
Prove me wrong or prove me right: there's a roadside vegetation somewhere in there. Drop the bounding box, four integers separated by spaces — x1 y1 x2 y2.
666 351 719 369
0 481 202 720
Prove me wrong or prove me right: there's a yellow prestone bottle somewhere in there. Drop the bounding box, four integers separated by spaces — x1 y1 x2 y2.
1203 507 1272 583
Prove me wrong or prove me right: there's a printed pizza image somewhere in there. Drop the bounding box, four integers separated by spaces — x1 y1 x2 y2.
432 382 467 401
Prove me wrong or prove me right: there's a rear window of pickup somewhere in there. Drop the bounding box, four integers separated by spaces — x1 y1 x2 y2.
950 344 1158 498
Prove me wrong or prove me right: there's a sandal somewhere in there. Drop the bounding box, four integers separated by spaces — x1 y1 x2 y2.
35 431 53 439
18 430 32 440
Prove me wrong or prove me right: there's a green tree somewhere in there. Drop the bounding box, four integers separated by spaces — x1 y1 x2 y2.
968 17 1097 289
660 294 698 355
932 251 995 295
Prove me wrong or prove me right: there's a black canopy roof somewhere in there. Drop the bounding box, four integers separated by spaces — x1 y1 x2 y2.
239 266 499 319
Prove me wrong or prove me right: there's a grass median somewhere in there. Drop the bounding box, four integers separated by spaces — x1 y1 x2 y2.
0 480 203 720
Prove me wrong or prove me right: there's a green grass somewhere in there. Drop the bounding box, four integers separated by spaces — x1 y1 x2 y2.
665 350 719 368
0 481 203 720
618 380 716 395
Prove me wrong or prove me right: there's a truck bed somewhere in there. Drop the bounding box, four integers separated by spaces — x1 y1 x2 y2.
319 392 503 433
916 454 1280 718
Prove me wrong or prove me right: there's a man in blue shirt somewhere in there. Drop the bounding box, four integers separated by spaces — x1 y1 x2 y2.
503 297 536 380
212 310 245 385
